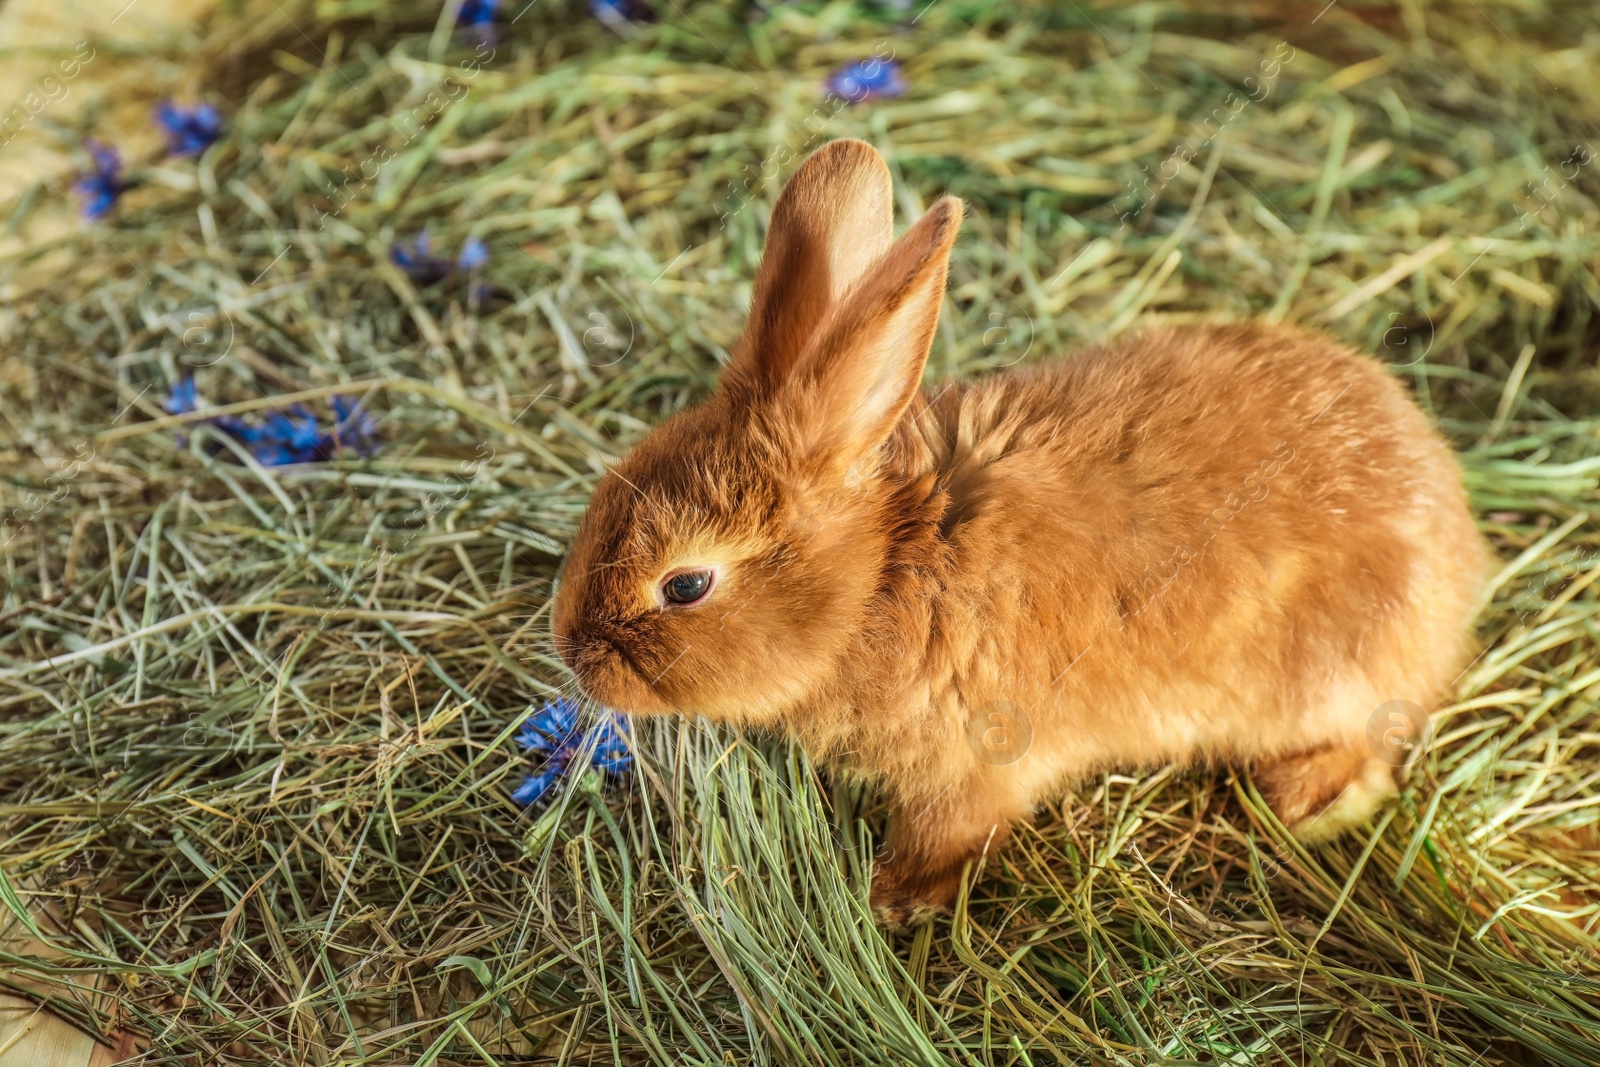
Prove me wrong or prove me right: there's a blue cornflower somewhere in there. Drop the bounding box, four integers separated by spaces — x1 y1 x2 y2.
165 376 199 415
826 57 905 104
458 0 499 23
389 232 489 286
164 376 200 447
457 235 489 271
389 232 438 277
155 102 223 157
332 395 378 442
588 714 633 773
75 140 126 220
511 698 633 807
163 378 381 465
511 766 565 806
251 407 323 466
456 0 501 44
515 697 582 755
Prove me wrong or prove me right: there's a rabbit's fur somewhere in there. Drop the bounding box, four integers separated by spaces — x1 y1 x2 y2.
553 139 1487 922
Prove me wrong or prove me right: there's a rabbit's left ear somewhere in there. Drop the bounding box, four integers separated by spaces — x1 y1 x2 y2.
780 195 963 474
722 139 895 397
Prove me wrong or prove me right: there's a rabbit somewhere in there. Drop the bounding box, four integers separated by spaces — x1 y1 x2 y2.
551 138 1488 924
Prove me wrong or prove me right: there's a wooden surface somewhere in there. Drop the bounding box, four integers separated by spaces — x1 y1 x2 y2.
0 1005 135 1067
0 907 131 1067
0 0 219 253
2 0 216 1050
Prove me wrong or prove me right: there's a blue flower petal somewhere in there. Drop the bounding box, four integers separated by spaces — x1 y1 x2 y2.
591 749 632 774
85 139 121 176
165 388 382 465
516 698 583 755
249 443 298 467
512 765 565 806
587 713 634 774
457 0 499 26
165 378 199 416
457 236 488 271
254 420 310 464
210 414 263 444
326 396 380 456
507 703 631 808
155 101 223 157
79 184 119 219
390 232 437 272
826 58 905 104
389 232 486 285
75 140 125 219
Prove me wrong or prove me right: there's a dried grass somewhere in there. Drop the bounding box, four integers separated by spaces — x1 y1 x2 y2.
2 1 1599 1063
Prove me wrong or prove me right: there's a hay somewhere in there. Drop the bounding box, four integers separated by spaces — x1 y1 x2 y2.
2 0 1599 1063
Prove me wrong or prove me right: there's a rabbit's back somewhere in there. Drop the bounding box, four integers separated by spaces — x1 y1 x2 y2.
888 322 1485 787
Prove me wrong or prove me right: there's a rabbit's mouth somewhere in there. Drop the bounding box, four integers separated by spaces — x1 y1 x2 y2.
564 630 679 716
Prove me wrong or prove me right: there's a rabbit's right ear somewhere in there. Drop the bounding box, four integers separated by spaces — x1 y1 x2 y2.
722 139 894 396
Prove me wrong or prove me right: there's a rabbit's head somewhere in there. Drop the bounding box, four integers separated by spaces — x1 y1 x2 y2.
553 139 962 722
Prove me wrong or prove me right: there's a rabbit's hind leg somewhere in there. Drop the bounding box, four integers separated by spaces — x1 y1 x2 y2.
1255 743 1398 842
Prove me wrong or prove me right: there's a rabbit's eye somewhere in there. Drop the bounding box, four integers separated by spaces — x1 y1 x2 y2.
662 569 714 606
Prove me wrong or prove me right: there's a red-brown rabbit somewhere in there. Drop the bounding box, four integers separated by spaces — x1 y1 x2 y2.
552 138 1487 923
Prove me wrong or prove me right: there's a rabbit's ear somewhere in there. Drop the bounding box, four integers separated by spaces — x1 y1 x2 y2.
723 139 894 395
782 196 962 473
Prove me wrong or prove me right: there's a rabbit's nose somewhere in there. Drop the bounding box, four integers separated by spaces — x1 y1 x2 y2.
560 621 626 673
561 630 666 714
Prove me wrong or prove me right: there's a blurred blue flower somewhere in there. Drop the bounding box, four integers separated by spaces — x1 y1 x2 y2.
163 378 380 465
826 57 905 104
511 697 633 806
75 140 126 220
165 376 199 415
458 0 499 23
332 395 379 441
456 0 501 45
457 235 489 271
390 232 489 285
155 101 223 157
